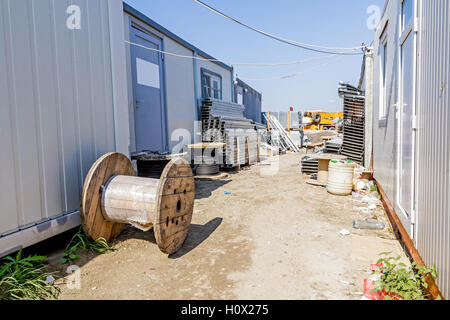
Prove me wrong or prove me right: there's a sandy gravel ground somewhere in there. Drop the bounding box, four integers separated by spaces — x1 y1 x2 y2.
50 153 408 300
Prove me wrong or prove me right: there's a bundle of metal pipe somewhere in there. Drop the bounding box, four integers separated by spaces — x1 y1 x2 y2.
338 83 365 164
201 98 247 121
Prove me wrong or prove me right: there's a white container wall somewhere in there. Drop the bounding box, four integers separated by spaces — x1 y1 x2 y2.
372 0 401 228
0 0 129 257
371 0 450 298
415 0 450 298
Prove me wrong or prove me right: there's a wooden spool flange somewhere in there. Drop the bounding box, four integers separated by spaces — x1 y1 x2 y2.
80 152 195 254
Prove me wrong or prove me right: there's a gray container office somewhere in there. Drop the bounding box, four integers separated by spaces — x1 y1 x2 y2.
0 0 130 257
123 3 234 154
234 78 262 123
0 0 242 257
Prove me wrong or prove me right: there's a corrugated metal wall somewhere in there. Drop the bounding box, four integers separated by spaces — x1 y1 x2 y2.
416 0 450 298
0 0 121 238
373 0 450 298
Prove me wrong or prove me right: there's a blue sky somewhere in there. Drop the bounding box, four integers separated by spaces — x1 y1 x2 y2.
125 0 385 112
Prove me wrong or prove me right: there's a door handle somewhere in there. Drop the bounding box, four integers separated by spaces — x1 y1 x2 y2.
136 99 144 108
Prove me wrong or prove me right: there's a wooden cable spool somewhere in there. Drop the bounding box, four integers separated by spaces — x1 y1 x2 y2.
80 152 195 254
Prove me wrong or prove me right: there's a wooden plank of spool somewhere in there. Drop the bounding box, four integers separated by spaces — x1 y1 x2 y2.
80 153 194 254
257 135 261 163
187 142 226 149
154 158 194 254
80 152 134 242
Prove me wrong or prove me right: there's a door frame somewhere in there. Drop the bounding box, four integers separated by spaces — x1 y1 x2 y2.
395 0 418 238
128 17 169 153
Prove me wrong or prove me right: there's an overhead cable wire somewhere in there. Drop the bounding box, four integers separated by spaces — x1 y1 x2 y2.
125 40 341 66
191 0 364 55
238 55 345 81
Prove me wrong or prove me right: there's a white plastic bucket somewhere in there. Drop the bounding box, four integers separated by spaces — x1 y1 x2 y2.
327 161 354 196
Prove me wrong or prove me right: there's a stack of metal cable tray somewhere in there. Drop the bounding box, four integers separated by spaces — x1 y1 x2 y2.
201 98 264 168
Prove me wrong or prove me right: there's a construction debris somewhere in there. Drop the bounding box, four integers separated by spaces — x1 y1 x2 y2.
352 219 386 230
263 111 302 129
264 113 300 152
303 130 338 145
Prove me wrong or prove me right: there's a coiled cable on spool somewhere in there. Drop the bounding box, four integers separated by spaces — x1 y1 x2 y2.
196 164 220 176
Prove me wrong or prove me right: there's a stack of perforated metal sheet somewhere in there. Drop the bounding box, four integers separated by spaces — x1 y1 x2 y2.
301 156 319 174
338 83 365 164
324 138 343 155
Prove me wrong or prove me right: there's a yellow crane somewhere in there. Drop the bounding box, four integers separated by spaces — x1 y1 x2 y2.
302 111 343 131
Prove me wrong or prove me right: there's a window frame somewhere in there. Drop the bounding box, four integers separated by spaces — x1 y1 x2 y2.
395 0 417 224
401 0 414 34
201 68 222 100
378 25 389 125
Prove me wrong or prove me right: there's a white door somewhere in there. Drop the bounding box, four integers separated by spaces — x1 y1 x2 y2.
396 0 416 236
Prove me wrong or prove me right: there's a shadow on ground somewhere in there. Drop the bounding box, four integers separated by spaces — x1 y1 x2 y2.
41 217 223 275
103 217 223 259
195 180 231 199
10 183 225 275
169 217 223 259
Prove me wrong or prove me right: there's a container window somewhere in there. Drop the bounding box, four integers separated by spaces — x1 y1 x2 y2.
379 30 388 121
201 69 222 100
402 0 413 32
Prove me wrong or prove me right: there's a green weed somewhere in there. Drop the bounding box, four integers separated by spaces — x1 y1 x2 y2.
0 250 59 300
60 227 116 264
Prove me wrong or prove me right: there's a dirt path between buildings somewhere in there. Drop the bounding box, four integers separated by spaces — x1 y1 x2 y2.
50 153 408 300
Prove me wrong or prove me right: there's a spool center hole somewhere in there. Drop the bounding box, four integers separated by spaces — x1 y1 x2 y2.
176 200 181 211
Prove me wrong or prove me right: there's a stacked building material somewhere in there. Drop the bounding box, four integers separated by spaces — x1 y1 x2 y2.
201 98 263 168
301 156 319 174
324 139 343 155
201 99 248 122
262 111 301 129
263 113 301 152
303 130 335 145
338 83 365 164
